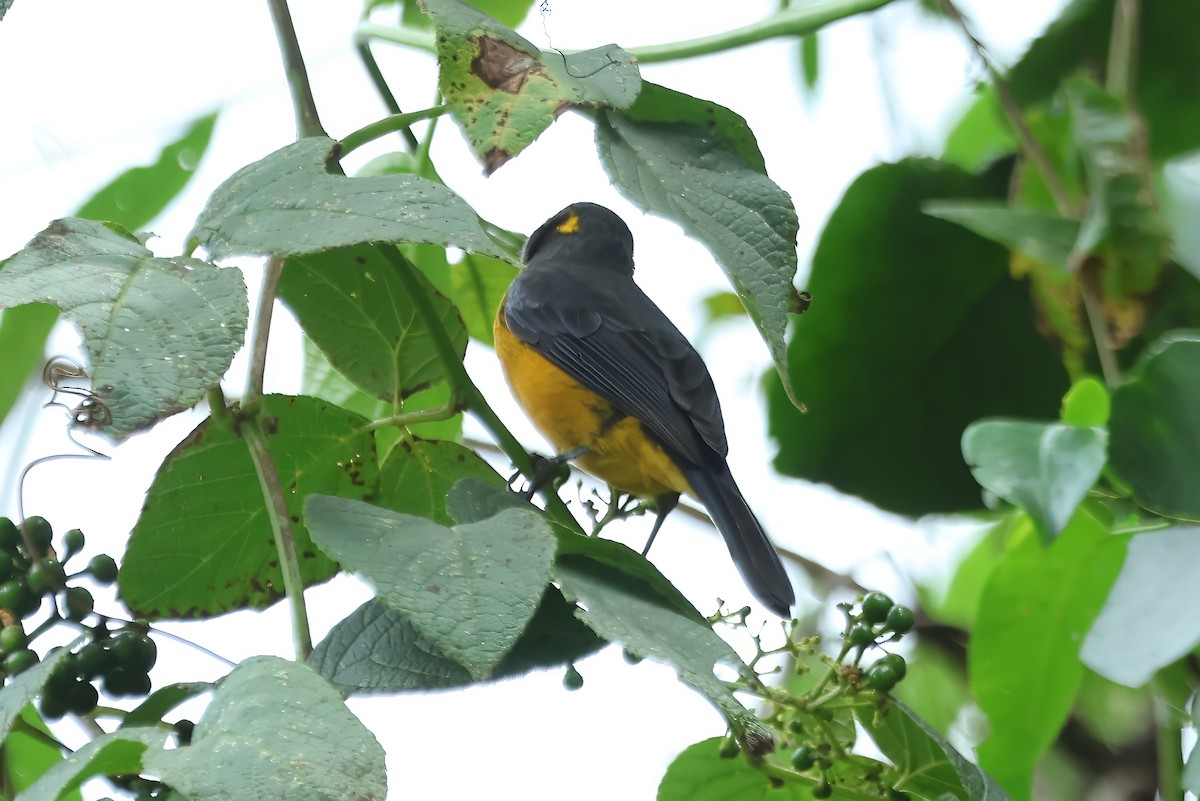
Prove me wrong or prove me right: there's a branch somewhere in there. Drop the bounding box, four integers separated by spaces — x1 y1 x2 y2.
1106 0 1140 103
630 0 894 64
338 105 449 157
355 41 421 150
266 0 326 138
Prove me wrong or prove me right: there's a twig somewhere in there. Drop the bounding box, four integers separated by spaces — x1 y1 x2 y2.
266 0 326 138
247 257 285 405
338 105 449 157
1106 0 1140 103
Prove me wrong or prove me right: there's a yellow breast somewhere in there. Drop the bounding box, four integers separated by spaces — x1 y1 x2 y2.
493 306 692 499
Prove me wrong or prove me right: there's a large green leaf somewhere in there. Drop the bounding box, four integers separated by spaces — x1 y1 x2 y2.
1109 332 1200 520
279 245 466 403
596 83 801 407
16 728 164 801
304 496 556 680
4 709 81 801
145 657 386 801
120 395 378 618
768 159 1068 515
1008 0 1200 163
190 137 508 261
419 0 640 172
969 508 1128 801
76 112 218 232
0 304 57 427
961 419 1107 541
1082 526 1200 687
0 219 247 440
658 738 802 801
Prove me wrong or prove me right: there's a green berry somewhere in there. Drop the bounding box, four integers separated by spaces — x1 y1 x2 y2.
622 648 644 665
847 623 875 649
3 648 38 675
884 605 915 635
0 558 15 584
791 745 815 771
102 666 151 697
173 719 195 746
39 691 67 721
787 717 805 735
86 554 119 585
65 587 94 622
22 517 53 556
860 592 894 625
0 623 26 653
27 559 65 596
75 640 116 680
111 632 157 673
876 653 907 681
0 519 20 554
812 781 833 799
888 790 911 801
62 529 85 562
64 679 99 715
0 579 39 619
562 664 584 691
865 662 899 692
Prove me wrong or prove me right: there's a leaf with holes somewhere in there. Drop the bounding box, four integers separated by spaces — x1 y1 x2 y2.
420 0 640 172
0 219 247 440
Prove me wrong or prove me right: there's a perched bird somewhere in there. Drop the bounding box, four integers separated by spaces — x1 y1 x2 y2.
493 202 794 617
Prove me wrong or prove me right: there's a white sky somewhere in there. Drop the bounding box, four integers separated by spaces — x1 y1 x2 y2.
0 1 1065 798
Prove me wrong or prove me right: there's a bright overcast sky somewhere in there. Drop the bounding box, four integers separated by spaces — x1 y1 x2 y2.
0 1 1064 798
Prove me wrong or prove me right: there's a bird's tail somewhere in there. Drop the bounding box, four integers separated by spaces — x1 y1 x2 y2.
683 461 795 618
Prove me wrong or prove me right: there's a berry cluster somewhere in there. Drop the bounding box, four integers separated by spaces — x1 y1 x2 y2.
0 516 155 720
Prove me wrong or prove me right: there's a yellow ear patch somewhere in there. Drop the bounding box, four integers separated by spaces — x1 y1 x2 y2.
555 212 581 234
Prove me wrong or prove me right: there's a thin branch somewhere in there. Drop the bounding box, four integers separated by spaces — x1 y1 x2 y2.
357 22 437 54
242 416 313 660
355 41 421 151
266 0 326 138
630 0 894 64
338 105 449 157
247 258 285 405
1106 0 1140 103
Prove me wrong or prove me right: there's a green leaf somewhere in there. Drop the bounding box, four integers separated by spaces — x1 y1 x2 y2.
923 201 1079 273
304 496 556 680
144 657 387 801
311 586 603 693
1109 332 1200 520
1081 525 1200 687
449 252 517 346
962 419 1107 541
1060 376 1110 427
191 137 509 261
120 682 212 729
553 538 770 745
1008 0 1200 163
0 304 57 426
596 85 800 407
858 701 1014 801
4 709 80 800
918 515 1015 630
375 438 505 525
420 0 641 172
0 646 74 741
120 395 378 618
0 219 248 440
76 112 218 232
970 507 1128 801
279 244 467 403
658 738 791 801
941 86 1018 172
16 728 165 801
768 159 1069 515
1065 77 1170 296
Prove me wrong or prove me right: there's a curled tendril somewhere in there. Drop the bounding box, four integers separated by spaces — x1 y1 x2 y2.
17 358 113 522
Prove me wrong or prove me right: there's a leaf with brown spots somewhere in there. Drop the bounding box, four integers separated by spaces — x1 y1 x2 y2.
419 0 640 173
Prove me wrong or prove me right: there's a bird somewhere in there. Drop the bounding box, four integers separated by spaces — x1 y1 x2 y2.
492 202 795 617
